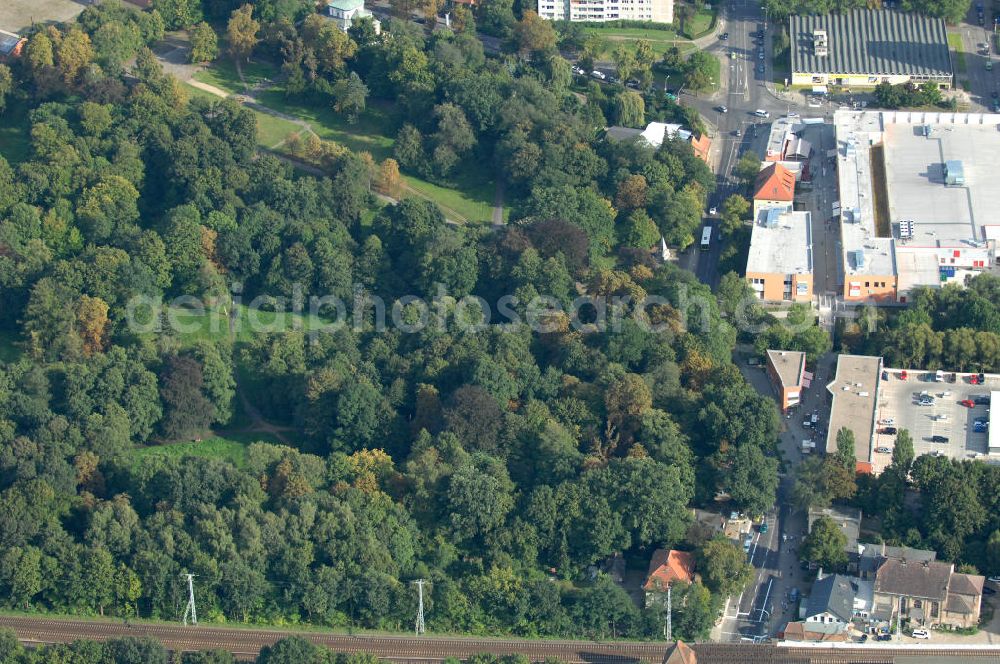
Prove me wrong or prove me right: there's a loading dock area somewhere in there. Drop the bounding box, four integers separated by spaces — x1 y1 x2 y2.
871 369 995 474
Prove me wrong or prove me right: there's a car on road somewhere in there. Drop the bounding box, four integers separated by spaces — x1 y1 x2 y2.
709 206 717 215
716 105 728 113
880 427 897 435
911 628 930 639
608 75 620 84
720 31 729 40
961 399 976 408
976 422 988 432
743 535 753 553
756 63 765 74
753 109 770 118
590 70 606 80
758 50 765 59
733 129 741 136
931 435 949 443
875 446 891 453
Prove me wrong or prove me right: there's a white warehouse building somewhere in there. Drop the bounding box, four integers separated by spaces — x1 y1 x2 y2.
537 0 672 23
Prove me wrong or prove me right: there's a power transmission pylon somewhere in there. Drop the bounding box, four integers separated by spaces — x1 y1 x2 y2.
413 580 427 635
182 574 198 626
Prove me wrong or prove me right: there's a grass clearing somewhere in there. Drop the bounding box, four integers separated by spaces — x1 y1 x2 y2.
948 33 967 74
0 98 32 164
193 57 279 95
155 303 341 346
130 431 285 469
583 26 691 59
684 7 715 39
183 83 305 149
257 88 396 161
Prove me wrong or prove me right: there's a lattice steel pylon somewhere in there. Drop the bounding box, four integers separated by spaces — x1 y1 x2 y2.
182 574 197 626
413 579 427 635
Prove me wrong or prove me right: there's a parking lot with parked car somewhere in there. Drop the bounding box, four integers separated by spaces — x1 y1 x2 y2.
871 370 994 472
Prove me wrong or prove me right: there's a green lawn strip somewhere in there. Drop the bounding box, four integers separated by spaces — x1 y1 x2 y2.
0 329 21 363
193 57 280 95
948 32 967 74
130 434 260 469
256 88 395 161
401 170 500 224
160 303 342 347
0 97 32 164
584 26 692 59
685 8 715 39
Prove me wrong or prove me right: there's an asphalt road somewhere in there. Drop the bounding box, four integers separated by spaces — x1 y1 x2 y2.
958 2 999 110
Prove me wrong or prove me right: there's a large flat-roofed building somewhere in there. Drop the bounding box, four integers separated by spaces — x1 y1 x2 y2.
746 209 814 302
790 10 952 89
834 110 1000 303
826 354 882 472
537 0 672 22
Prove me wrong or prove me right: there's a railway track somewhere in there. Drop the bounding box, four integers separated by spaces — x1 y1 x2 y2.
6 616 1000 663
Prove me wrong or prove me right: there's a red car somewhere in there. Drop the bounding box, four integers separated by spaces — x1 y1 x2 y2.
900 370 908 380
961 399 976 408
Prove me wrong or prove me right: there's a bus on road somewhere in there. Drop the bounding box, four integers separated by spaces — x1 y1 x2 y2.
700 226 712 251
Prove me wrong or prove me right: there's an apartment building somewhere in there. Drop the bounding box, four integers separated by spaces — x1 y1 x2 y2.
537 0 673 23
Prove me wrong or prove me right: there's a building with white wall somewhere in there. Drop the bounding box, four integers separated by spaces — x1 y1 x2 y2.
537 0 672 23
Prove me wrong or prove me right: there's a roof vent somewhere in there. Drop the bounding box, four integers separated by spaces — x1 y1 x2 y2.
813 29 828 57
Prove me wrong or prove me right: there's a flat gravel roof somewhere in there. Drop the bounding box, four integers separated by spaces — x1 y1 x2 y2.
791 9 952 78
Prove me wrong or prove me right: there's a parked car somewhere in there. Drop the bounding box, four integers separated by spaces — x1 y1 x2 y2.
709 206 717 215
975 395 991 405
987 575 1000 584
979 373 987 384
875 446 891 453
880 427 897 435
590 70 606 80
931 435 949 443
911 628 930 639
756 63 765 73
879 418 895 426
975 422 988 433
608 75 620 84
875 633 892 641
733 129 741 137
984 586 997 595
758 50 765 59
720 31 730 40
760 522 768 533
716 105 728 113
572 66 585 75
961 399 976 408
900 370 908 380
753 109 770 118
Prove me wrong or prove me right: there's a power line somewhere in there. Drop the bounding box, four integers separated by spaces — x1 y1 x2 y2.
182 574 197 626
413 579 427 636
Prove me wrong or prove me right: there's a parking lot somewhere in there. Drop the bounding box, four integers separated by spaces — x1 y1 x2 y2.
871 369 995 473
0 0 84 34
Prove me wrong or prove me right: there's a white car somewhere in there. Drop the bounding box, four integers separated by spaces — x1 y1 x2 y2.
753 109 770 118
572 66 585 75
875 446 891 453
911 628 930 639
591 70 606 80
879 418 895 425
709 206 717 215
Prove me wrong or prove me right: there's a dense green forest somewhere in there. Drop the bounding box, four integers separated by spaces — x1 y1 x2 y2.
0 0 774 642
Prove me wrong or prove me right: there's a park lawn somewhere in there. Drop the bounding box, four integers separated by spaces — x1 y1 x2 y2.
0 330 21 363
583 26 692 59
255 111 307 149
685 7 715 38
257 88 396 161
0 98 32 164
948 32 967 74
130 432 285 470
401 170 501 224
183 83 306 149
159 303 343 347
193 56 280 95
